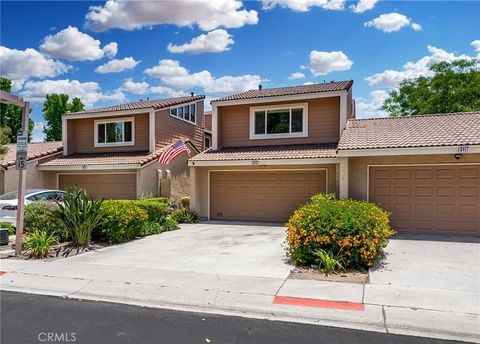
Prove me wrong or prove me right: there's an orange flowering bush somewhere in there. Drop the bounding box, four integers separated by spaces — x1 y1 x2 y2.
286 194 395 269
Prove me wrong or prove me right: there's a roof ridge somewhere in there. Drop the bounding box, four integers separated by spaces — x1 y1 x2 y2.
349 111 480 123
243 80 353 93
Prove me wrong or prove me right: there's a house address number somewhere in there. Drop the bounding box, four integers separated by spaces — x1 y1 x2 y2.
458 145 470 153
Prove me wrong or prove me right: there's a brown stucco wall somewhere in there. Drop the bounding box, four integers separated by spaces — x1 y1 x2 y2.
204 113 212 131
348 153 480 201
190 164 337 218
66 112 150 154
218 97 340 147
155 100 204 152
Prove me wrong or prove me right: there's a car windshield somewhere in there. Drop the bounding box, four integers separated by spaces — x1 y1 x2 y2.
0 191 19 200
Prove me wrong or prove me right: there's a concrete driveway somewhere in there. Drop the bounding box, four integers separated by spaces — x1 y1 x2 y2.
66 222 292 279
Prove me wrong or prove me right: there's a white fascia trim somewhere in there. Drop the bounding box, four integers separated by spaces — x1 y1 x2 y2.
212 104 218 150
149 109 155 153
63 108 154 120
188 157 340 167
38 164 142 171
62 116 67 156
212 90 348 107
337 145 480 157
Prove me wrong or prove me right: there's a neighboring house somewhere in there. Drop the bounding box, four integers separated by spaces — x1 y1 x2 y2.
36 95 205 200
204 110 212 149
189 81 480 236
0 142 63 194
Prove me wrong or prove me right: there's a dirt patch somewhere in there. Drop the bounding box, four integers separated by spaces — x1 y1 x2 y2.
1 239 109 260
290 266 369 284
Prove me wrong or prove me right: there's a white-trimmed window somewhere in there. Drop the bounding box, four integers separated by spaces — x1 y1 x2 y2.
170 102 196 124
94 117 135 147
250 103 308 139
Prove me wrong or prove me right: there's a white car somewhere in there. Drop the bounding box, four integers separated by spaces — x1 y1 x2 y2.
0 189 66 225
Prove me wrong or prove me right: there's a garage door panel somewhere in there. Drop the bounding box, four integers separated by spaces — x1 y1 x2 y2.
59 173 136 200
370 165 480 236
211 170 326 222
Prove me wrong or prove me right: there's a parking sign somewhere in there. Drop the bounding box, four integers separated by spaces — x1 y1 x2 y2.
16 130 28 170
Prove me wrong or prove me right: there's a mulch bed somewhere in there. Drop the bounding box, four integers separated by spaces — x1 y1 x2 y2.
289 265 369 284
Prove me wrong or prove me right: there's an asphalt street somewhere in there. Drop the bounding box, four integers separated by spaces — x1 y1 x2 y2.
0 291 468 344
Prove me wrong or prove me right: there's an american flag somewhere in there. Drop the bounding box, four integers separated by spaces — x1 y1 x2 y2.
156 139 190 164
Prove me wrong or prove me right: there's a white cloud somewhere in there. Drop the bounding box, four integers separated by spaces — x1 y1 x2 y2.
355 90 389 118
289 72 305 80
40 26 117 61
31 121 46 142
0 46 70 85
365 45 471 88
303 82 314 85
262 0 345 12
349 0 378 13
120 78 149 94
471 40 480 55
95 57 140 73
149 86 189 98
103 42 118 58
20 79 125 107
85 0 258 32
144 59 261 94
167 29 234 54
309 50 353 76
364 13 422 33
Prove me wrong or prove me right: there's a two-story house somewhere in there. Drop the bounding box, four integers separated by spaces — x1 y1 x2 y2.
35 95 205 200
189 82 480 236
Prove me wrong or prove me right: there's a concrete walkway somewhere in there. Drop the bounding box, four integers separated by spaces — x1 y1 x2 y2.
1 223 479 343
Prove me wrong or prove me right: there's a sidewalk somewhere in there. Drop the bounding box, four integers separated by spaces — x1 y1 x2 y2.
1 256 478 343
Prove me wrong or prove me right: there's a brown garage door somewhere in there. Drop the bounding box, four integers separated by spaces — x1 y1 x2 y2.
369 165 480 235
59 173 137 199
210 170 326 222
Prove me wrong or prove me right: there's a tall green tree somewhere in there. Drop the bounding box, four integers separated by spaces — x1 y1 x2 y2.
43 94 85 141
382 59 480 117
0 77 35 142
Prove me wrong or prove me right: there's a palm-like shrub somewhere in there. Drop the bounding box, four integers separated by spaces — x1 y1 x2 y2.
24 230 58 258
51 188 104 246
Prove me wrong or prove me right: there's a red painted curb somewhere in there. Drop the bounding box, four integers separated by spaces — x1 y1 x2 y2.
274 295 365 311
0 271 7 277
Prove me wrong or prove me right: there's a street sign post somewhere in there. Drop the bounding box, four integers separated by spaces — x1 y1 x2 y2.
0 91 29 256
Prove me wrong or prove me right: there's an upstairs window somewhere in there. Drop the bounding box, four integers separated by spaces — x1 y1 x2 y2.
95 117 134 147
250 103 307 139
171 102 196 124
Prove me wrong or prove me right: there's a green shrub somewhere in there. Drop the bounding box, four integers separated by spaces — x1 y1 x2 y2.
0 221 15 235
314 249 345 275
133 199 169 222
161 217 179 232
24 230 58 258
97 200 148 243
171 208 199 224
50 188 104 246
141 217 179 236
180 196 190 209
286 194 395 268
24 202 68 241
141 197 169 205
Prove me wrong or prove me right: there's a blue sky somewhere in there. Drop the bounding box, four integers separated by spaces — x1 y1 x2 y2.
1 0 479 142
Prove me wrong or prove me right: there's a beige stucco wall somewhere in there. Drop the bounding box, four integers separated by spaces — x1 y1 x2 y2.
348 153 480 201
190 163 337 218
3 157 59 193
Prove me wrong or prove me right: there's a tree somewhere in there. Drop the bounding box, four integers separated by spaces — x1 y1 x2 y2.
0 77 35 142
382 59 480 117
43 94 85 141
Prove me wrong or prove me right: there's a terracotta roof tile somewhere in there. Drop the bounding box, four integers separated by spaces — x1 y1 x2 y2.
39 151 158 167
69 95 205 115
1 142 63 169
213 81 352 102
338 112 480 150
190 144 337 162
